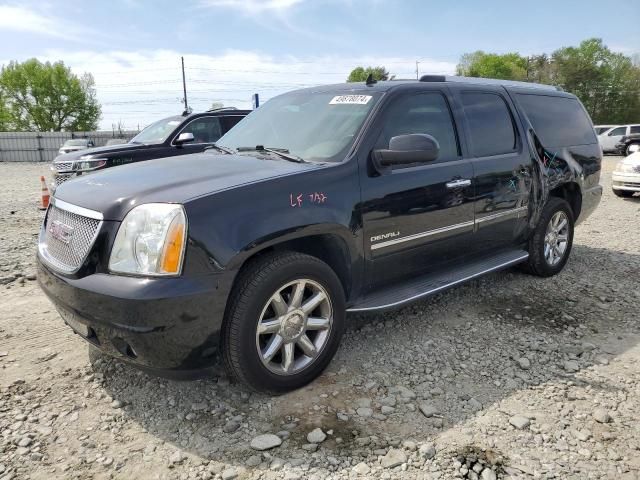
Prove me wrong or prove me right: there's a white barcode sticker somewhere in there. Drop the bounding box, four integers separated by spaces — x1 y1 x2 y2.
329 95 372 105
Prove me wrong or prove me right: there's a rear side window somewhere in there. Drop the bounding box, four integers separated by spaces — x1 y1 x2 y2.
516 94 597 147
461 92 516 157
630 126 640 134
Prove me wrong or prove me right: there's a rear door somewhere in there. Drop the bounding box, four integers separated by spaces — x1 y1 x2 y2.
358 87 476 288
451 86 532 254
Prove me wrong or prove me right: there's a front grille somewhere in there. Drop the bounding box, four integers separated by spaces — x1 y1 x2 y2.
54 173 76 187
54 162 74 172
39 203 101 273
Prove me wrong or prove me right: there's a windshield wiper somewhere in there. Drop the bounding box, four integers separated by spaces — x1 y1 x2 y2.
236 145 307 163
204 143 236 155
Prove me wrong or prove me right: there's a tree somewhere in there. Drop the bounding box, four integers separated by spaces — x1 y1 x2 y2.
347 66 390 82
0 59 101 132
456 39 640 124
456 51 528 80
0 91 10 131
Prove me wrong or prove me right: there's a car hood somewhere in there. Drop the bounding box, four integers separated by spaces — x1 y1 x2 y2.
622 151 640 164
53 152 323 220
54 142 150 161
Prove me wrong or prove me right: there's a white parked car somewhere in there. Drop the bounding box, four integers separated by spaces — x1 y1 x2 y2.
598 125 640 154
612 151 640 198
58 138 94 155
594 125 619 135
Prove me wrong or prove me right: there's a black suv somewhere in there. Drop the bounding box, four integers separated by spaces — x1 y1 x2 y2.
51 108 250 189
37 77 602 393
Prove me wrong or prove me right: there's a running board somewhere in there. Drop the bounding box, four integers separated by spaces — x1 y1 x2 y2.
347 249 529 313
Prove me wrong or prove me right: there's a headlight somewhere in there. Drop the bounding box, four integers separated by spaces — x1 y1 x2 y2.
109 204 187 276
75 155 107 172
615 161 634 173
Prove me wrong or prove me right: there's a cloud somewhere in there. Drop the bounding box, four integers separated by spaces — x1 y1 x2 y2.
0 4 96 42
34 48 456 130
199 0 305 13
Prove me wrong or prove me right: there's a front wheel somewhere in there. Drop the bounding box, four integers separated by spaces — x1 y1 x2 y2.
222 252 345 394
523 197 574 277
626 143 640 156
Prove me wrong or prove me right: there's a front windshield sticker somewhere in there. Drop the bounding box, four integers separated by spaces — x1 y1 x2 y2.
329 95 372 105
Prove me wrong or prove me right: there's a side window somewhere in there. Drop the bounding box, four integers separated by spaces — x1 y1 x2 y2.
609 126 627 136
629 126 640 135
178 117 222 144
375 92 459 162
221 115 245 134
461 92 516 157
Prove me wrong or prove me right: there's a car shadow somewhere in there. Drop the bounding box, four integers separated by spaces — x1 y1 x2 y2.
94 243 640 474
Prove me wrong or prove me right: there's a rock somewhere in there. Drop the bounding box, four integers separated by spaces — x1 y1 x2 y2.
468 397 483 411
509 415 531 429
563 360 579 373
169 451 185 465
418 402 440 418
391 385 416 400
593 409 612 424
17 436 32 447
517 357 531 370
481 468 497 480
223 420 240 433
221 468 238 480
356 407 373 417
353 462 371 475
111 399 124 409
245 455 261 467
191 402 208 411
250 434 282 451
306 427 327 444
381 405 395 415
419 442 436 459
381 448 407 468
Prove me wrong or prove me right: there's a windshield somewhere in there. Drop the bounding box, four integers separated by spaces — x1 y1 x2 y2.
217 90 382 162
64 139 89 146
130 116 183 144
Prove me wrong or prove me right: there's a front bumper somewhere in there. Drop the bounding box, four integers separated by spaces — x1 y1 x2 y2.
37 257 230 379
612 172 640 191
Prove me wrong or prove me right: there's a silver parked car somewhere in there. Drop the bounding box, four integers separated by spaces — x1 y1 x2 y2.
598 125 640 153
58 139 94 155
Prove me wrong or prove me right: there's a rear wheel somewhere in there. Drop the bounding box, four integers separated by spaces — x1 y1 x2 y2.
222 251 345 394
626 143 640 156
613 189 635 198
523 197 574 277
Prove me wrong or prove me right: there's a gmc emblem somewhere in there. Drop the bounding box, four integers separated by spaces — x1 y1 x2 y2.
49 220 74 244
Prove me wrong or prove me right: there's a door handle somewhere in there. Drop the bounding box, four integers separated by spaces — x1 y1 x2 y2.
446 179 471 189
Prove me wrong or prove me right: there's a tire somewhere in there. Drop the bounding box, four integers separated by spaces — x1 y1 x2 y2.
626 143 640 156
613 189 635 198
221 251 345 394
522 197 574 277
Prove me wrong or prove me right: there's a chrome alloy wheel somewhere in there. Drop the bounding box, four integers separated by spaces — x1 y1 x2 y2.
255 279 333 375
544 211 569 266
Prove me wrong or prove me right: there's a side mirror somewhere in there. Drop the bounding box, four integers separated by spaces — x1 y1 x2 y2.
175 132 194 146
372 134 439 171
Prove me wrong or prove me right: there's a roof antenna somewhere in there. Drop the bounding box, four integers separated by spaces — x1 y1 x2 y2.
365 73 377 86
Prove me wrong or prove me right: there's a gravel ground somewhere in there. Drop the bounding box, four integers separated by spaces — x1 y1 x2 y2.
1 157 639 480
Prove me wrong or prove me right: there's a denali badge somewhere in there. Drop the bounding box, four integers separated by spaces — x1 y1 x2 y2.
49 220 74 244
371 231 400 243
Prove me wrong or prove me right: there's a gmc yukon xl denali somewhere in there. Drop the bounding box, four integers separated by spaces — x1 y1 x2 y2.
37 76 602 393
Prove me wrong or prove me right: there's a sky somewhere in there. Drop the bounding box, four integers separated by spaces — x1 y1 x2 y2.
0 0 638 130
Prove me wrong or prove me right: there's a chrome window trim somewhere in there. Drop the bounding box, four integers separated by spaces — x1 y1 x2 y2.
52 198 104 220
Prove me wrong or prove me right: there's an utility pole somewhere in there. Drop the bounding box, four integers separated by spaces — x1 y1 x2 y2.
181 56 189 113
415 60 420 80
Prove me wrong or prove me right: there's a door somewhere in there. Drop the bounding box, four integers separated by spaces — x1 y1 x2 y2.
455 89 532 254
600 126 627 152
359 89 475 288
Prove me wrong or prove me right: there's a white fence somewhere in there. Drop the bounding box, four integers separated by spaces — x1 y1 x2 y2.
0 131 139 163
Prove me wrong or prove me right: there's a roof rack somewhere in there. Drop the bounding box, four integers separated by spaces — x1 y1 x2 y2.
419 75 562 91
206 106 239 112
